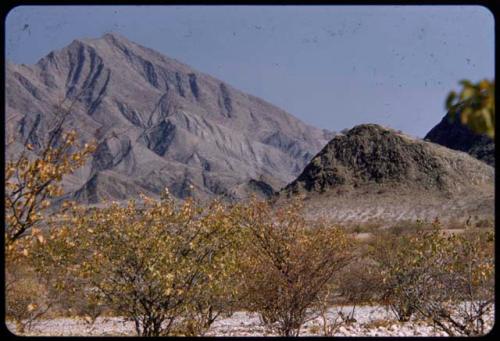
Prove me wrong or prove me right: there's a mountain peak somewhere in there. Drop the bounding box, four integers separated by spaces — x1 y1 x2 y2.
100 31 135 46
6 32 332 204
102 31 127 41
66 32 130 48
340 124 413 140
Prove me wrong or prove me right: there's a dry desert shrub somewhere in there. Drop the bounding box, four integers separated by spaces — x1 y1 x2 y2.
29 191 243 336
5 258 51 334
235 198 354 336
368 226 494 335
335 257 382 307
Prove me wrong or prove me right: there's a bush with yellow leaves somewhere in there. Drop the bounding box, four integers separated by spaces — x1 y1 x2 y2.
5 104 96 334
29 191 243 336
369 227 494 336
5 113 95 248
5 255 52 334
234 198 354 336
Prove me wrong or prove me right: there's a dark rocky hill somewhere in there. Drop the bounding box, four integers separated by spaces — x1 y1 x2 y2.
424 112 494 167
6 33 333 203
280 124 494 224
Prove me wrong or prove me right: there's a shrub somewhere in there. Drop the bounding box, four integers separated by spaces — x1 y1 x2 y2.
369 229 437 321
335 257 382 306
5 257 51 334
235 199 354 336
369 227 494 335
30 191 242 336
411 230 494 336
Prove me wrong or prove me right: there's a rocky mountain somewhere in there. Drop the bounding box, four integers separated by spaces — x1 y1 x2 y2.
6 32 333 203
424 111 495 167
280 124 494 224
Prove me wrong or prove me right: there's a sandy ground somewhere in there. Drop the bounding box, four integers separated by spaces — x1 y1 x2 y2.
352 227 491 241
302 187 494 225
6 305 494 336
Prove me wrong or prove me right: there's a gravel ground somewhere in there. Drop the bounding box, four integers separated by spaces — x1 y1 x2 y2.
6 305 494 337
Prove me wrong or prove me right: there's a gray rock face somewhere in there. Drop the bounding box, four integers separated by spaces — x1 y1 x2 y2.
280 124 494 224
424 112 495 167
6 33 332 203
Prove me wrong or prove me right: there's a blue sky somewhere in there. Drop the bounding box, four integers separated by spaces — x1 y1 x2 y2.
5 5 494 137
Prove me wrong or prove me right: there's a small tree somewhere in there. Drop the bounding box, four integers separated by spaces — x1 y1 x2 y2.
5 102 95 248
30 191 242 336
235 199 353 336
5 100 95 333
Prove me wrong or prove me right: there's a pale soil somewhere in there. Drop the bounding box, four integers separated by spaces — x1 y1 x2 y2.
6 305 494 337
301 186 494 225
352 227 492 241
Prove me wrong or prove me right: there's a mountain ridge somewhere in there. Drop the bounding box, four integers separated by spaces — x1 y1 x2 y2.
6 32 333 203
